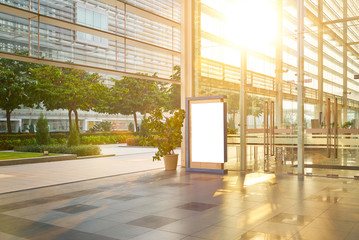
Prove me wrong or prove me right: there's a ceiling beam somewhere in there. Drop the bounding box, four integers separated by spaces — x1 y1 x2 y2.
323 15 359 25
348 41 359 46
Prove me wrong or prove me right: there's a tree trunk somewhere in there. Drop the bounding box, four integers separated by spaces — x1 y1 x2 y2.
6 110 12 134
133 111 138 132
74 110 80 132
68 109 72 132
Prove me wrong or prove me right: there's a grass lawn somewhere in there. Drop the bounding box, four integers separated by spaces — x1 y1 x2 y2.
0 152 60 160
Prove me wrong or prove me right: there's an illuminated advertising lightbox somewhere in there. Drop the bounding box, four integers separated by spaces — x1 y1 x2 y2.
191 102 225 163
185 96 227 174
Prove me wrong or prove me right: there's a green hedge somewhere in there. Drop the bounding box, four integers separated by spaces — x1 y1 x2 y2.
126 137 158 146
81 131 133 137
0 138 67 150
14 144 101 156
81 135 134 145
0 132 133 150
49 131 133 139
0 134 36 141
0 131 133 141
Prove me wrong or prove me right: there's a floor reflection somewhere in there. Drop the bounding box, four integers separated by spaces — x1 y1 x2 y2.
227 145 359 178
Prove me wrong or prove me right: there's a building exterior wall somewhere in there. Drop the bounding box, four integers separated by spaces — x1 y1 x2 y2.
0 0 182 132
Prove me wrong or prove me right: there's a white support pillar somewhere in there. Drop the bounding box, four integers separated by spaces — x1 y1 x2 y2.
240 48 247 171
318 0 324 122
343 0 348 123
297 0 305 175
275 0 283 128
181 0 193 167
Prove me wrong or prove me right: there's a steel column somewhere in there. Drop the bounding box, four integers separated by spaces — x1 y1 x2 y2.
327 98 331 158
318 0 324 121
275 0 283 128
297 0 305 175
343 0 348 123
181 0 193 167
240 48 247 171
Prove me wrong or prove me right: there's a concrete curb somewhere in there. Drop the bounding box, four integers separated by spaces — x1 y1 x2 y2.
77 154 115 159
0 154 77 166
0 154 116 166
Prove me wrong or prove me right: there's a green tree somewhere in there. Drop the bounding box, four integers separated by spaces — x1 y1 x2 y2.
31 66 108 132
35 113 50 145
247 95 264 128
0 53 39 133
110 74 167 131
68 121 80 146
227 94 240 121
128 122 134 132
29 123 35 133
166 65 181 111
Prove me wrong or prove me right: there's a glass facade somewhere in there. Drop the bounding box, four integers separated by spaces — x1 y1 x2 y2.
0 0 181 78
2 0 359 177
192 0 359 177
0 0 181 131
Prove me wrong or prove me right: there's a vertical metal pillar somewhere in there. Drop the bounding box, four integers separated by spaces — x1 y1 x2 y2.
343 0 348 123
270 101 275 156
264 101 268 161
334 98 338 158
318 0 324 121
37 0 40 58
327 98 331 158
297 0 305 175
181 0 193 167
124 4 127 71
28 1 31 56
240 48 247 171
115 6 118 69
193 0 201 97
275 0 283 128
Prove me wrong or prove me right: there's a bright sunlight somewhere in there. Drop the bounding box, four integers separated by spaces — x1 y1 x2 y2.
224 0 279 50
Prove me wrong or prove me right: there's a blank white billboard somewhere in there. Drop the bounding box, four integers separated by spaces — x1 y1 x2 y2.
191 102 225 163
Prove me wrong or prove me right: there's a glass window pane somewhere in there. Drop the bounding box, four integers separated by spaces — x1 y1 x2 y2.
77 7 85 24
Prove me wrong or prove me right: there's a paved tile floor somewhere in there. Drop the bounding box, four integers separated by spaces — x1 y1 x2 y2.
0 167 359 240
0 145 176 194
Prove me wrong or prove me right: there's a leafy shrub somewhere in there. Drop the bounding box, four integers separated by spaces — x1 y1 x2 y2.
0 139 21 150
128 122 134 132
0 131 133 149
36 113 50 145
14 144 101 156
126 136 159 146
29 123 35 133
126 137 141 146
139 118 150 138
0 138 63 150
50 133 68 139
81 131 132 137
81 135 134 145
145 108 185 161
0 134 36 141
68 121 80 146
22 138 36 146
57 138 67 145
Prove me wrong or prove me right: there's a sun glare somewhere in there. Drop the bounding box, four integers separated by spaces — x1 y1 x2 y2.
224 0 279 50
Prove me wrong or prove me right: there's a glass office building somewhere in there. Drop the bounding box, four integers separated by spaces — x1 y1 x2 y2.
1 0 359 177
185 0 359 177
0 0 181 131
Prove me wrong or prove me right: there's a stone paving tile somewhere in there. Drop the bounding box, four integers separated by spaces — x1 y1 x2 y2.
127 215 178 229
128 229 186 240
176 202 218 212
0 162 359 240
54 204 99 214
